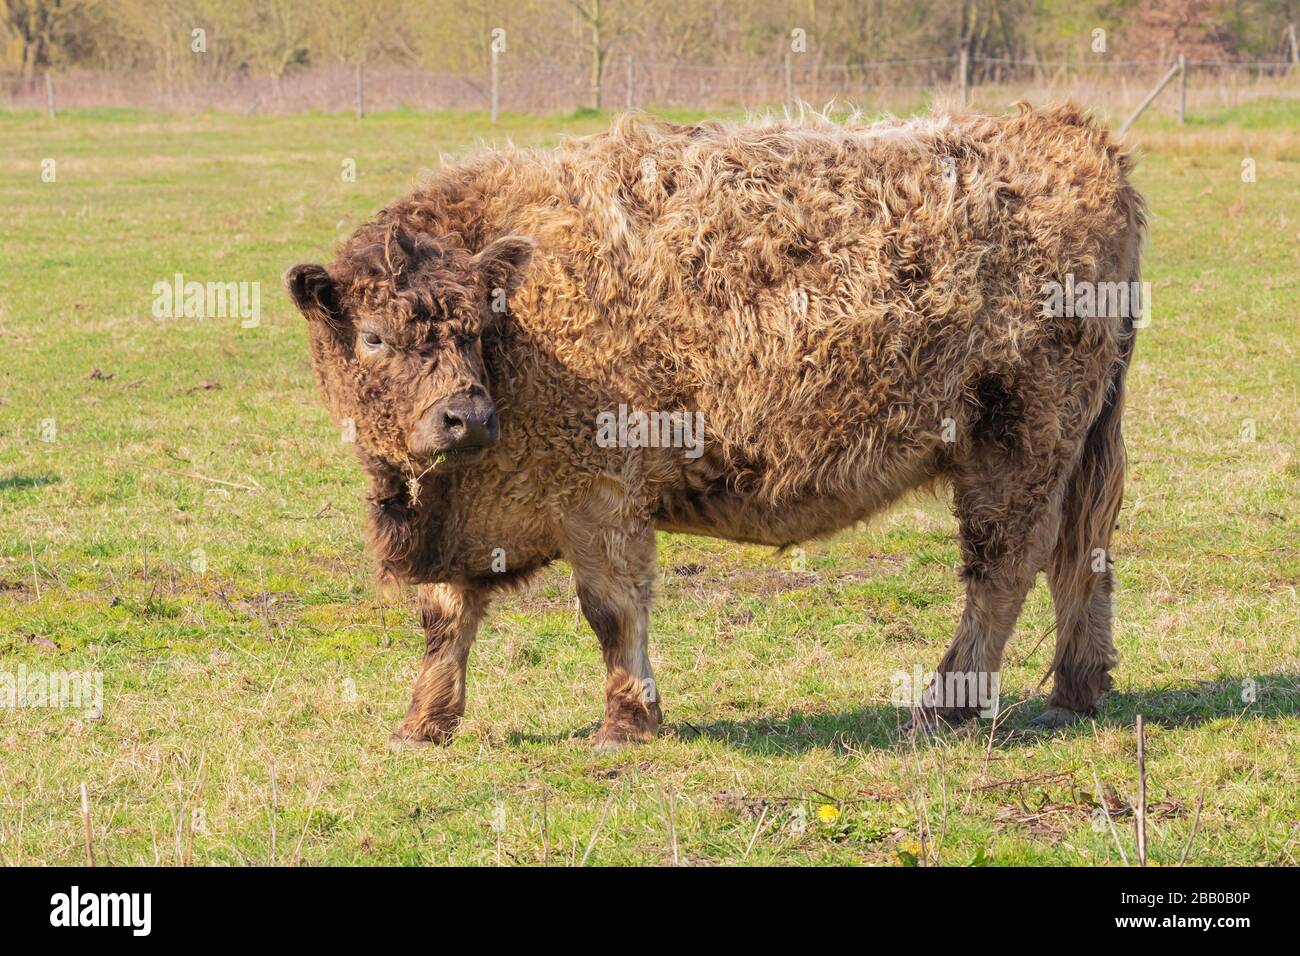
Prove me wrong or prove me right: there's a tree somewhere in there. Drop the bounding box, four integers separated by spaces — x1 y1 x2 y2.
2 0 97 81
569 0 644 109
1126 0 1239 61
312 0 390 65
247 0 312 95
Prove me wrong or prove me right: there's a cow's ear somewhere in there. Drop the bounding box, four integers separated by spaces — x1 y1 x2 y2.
475 236 535 301
285 263 342 324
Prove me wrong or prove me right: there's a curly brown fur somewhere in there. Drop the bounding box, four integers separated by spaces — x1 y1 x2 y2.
287 102 1146 746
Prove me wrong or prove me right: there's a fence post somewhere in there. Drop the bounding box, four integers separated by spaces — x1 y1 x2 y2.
784 52 794 110
626 55 633 112
1177 53 1186 125
1118 59 1183 135
490 45 499 123
355 63 365 119
45 72 55 119
1288 24 1299 73
959 48 968 107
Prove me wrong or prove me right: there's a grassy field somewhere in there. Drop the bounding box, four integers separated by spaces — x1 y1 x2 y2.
0 100 1296 866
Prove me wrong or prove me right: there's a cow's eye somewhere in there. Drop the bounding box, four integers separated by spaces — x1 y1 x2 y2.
359 331 385 351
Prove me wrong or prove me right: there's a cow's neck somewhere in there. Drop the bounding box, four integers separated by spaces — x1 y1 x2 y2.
364 463 455 587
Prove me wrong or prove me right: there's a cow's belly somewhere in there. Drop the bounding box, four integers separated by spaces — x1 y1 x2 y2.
652 443 944 547
654 485 879 547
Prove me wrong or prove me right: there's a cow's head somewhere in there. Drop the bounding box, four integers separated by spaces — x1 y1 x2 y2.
285 225 534 475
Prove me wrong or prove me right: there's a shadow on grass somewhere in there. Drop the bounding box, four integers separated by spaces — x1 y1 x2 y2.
0 474 59 493
666 672 1300 755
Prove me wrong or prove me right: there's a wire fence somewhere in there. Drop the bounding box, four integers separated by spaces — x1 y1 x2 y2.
5 54 1298 120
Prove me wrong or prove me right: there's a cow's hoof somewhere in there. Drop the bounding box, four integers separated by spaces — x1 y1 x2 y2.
1031 706 1086 730
592 720 657 753
900 708 976 737
592 694 661 752
389 722 456 749
592 728 652 752
899 712 940 737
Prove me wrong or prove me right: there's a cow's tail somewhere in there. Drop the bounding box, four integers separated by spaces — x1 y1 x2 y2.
1043 323 1135 709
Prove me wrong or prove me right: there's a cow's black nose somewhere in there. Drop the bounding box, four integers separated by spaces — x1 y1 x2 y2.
412 393 499 457
441 406 496 447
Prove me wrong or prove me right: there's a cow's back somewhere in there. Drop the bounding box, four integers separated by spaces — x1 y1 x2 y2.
541 111 1138 512
404 108 1142 540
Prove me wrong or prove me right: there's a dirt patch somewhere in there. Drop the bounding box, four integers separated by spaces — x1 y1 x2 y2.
714 789 777 821
0 579 34 599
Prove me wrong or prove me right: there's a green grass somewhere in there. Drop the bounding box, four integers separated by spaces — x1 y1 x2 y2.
0 102 1297 866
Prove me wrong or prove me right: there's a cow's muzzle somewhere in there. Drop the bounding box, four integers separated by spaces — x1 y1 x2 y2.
409 391 499 460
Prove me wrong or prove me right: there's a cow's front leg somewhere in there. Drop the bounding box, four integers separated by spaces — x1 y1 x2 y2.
566 520 661 750
392 583 486 747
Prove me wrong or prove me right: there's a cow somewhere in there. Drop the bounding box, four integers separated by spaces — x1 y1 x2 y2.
285 103 1145 750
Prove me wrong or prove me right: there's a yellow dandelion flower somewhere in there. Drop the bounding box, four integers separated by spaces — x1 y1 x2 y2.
816 804 841 823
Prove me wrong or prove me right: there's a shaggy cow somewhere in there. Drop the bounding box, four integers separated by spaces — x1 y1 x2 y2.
286 103 1144 749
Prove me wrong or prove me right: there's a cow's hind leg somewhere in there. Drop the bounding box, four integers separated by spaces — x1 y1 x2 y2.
909 373 1080 732
910 474 1063 731
565 519 661 750
1037 572 1115 729
392 583 486 747
1037 347 1131 728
